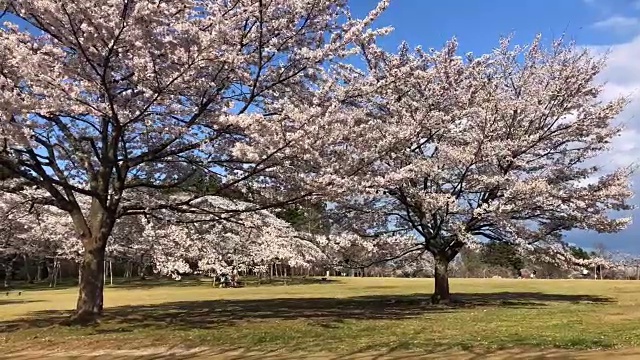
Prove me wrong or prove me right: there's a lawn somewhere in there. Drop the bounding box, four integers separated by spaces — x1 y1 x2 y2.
2 277 640 359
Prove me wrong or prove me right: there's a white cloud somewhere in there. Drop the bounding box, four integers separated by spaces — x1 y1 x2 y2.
592 16 640 33
585 35 640 172
589 35 640 98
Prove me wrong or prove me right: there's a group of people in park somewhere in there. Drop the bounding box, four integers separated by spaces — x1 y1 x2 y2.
217 273 240 288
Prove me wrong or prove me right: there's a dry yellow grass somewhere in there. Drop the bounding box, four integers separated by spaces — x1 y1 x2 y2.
2 277 640 358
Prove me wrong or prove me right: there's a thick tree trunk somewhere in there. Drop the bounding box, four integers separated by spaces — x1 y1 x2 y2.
431 256 451 304
72 242 106 324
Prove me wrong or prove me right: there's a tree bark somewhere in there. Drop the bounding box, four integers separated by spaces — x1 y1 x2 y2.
53 259 60 288
3 254 19 288
71 240 106 324
23 254 32 283
46 258 56 287
36 263 42 282
3 262 11 288
431 256 451 304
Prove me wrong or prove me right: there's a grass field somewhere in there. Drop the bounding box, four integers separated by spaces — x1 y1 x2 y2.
2 277 640 359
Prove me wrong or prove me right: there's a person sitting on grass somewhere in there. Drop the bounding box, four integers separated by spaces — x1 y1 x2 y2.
219 273 230 288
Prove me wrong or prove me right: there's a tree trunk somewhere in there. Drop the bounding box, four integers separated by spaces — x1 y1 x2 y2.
138 255 145 279
57 259 62 282
72 242 106 324
53 260 59 288
36 262 42 282
23 254 32 283
3 262 11 288
431 256 451 304
47 261 54 287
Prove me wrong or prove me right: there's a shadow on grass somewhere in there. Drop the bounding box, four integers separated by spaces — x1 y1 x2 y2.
0 299 43 306
2 346 638 360
0 291 611 334
6 277 336 292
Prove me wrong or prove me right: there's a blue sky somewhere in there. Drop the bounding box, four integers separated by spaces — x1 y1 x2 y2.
349 0 640 48
350 0 640 253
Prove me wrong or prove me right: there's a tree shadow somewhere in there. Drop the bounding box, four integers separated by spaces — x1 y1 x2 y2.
2 345 637 360
2 282 79 292
4 277 336 292
0 292 611 333
0 299 43 306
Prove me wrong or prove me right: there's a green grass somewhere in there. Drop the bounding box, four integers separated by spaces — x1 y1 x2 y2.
2 277 640 357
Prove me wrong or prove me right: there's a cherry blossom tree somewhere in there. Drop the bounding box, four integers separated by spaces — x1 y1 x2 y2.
609 253 640 280
330 36 634 303
309 232 423 275
0 0 391 321
139 195 324 279
0 182 80 286
0 191 31 287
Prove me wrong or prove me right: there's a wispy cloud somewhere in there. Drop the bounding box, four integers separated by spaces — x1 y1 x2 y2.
584 0 640 16
592 16 640 33
583 0 613 15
